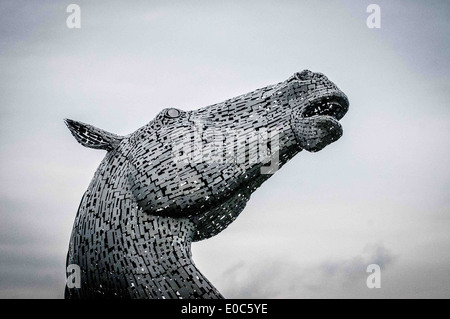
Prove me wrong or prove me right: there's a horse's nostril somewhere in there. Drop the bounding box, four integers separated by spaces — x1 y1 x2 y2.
295 69 314 81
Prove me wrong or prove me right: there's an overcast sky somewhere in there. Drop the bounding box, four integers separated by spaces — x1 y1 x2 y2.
0 0 449 298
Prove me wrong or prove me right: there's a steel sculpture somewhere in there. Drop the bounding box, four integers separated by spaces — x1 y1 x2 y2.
64 70 349 298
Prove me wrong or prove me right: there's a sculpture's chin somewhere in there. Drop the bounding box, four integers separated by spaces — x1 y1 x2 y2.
293 115 343 152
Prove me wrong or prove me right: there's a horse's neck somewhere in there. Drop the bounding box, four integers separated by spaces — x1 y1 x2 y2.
67 151 223 299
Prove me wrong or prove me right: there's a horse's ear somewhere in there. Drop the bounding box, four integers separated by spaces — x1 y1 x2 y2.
64 119 123 151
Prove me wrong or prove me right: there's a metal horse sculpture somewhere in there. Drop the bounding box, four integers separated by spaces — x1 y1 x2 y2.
64 70 349 298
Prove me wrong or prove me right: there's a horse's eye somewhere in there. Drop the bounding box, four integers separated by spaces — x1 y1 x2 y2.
165 108 181 118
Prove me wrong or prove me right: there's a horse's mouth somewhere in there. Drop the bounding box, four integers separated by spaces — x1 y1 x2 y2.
293 94 349 152
301 95 349 120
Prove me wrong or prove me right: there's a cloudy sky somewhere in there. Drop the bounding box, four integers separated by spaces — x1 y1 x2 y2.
0 0 449 298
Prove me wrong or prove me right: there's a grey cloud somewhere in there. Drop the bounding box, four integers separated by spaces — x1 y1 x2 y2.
317 244 396 287
221 244 396 298
320 244 395 275
0 243 65 298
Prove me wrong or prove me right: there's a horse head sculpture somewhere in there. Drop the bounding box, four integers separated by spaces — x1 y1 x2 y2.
64 70 349 298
